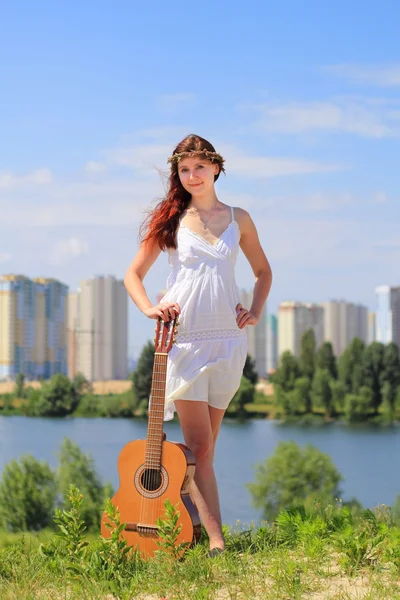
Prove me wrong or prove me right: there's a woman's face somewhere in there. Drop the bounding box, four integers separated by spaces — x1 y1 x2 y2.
177 157 219 195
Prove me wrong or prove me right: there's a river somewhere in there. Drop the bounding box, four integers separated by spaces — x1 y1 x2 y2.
0 416 399 526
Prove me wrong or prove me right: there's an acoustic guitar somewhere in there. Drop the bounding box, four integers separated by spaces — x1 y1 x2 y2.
101 315 201 558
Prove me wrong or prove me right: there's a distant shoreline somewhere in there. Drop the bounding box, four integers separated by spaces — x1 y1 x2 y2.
0 379 132 395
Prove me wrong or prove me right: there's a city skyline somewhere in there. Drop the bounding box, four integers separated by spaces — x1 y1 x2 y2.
2 269 397 367
1 270 398 383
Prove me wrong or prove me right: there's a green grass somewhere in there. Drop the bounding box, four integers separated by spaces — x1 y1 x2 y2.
1 491 400 599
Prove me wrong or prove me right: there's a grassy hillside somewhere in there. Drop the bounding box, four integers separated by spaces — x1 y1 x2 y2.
1 491 400 599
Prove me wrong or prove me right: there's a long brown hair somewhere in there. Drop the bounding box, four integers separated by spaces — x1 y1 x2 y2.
139 134 223 250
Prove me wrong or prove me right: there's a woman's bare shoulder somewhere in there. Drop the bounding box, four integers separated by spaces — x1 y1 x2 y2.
232 206 253 229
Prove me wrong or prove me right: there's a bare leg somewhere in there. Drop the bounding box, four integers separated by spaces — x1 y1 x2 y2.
174 400 226 550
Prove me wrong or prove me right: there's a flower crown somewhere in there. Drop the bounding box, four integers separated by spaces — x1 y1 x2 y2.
167 149 225 172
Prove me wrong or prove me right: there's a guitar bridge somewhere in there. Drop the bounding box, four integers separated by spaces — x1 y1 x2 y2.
136 523 159 538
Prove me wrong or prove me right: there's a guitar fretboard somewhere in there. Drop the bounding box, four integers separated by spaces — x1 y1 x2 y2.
145 352 167 469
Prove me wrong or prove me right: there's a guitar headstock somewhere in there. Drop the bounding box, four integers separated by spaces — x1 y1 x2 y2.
154 316 179 353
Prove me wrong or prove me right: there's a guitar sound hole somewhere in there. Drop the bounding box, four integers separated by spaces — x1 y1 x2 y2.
140 469 162 492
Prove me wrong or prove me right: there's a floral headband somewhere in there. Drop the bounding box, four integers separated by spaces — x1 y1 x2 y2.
167 149 225 172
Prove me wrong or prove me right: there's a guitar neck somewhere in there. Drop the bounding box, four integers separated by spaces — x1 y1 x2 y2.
145 352 167 468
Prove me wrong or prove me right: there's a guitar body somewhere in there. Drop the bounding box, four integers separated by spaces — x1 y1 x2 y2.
101 438 201 557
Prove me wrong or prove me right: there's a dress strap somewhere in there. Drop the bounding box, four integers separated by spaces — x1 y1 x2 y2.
230 206 235 222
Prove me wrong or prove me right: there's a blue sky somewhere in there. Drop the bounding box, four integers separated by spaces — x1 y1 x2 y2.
0 1 399 358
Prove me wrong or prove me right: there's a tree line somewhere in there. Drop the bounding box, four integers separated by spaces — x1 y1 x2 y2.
0 372 136 418
271 331 400 423
0 346 260 419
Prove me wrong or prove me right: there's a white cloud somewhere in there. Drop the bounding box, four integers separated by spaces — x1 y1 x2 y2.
264 191 355 211
156 93 196 112
51 238 89 265
105 144 172 174
372 191 389 204
326 64 400 87
85 160 107 173
251 100 396 138
0 168 52 189
225 149 343 178
102 133 344 179
0 252 11 263
0 178 160 228
374 240 400 249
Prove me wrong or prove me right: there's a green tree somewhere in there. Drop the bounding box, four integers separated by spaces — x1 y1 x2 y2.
344 386 373 423
338 338 365 394
134 341 155 403
34 374 79 417
381 381 395 424
0 456 57 531
57 438 113 532
73 393 103 417
230 376 255 418
311 368 333 417
271 351 301 393
243 354 258 384
14 373 25 399
25 387 43 416
248 441 342 520
381 342 400 411
71 372 93 398
294 376 312 413
316 342 337 379
278 377 312 415
330 379 346 412
362 342 385 413
299 329 316 380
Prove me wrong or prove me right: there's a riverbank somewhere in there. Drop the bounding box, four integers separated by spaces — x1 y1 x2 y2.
0 379 133 395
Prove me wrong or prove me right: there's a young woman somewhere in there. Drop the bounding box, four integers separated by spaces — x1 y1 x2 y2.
124 134 272 555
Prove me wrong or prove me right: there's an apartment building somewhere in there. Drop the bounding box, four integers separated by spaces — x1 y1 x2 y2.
0 274 68 380
323 300 368 356
68 275 128 381
375 285 400 347
278 301 324 358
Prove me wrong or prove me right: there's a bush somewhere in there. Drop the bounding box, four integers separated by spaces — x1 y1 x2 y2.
0 456 57 531
230 376 255 417
57 438 113 532
248 441 343 520
32 374 79 417
25 387 43 416
73 393 103 417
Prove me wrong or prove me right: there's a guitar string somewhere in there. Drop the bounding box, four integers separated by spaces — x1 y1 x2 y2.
155 353 166 530
139 324 173 533
156 337 172 530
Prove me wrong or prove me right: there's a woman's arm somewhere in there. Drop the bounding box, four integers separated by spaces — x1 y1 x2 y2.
236 208 273 327
124 240 180 321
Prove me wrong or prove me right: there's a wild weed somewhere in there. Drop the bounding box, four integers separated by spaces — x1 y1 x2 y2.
155 499 191 561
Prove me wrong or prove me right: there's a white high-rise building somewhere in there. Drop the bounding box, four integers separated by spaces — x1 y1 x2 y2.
375 285 400 346
239 289 267 377
68 276 128 381
368 312 376 345
267 314 278 373
323 300 368 356
278 301 324 358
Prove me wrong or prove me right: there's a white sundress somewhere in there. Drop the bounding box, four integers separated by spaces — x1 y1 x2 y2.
161 206 248 421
